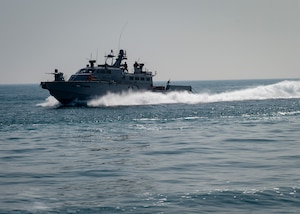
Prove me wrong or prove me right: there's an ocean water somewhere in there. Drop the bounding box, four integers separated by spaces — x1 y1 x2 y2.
1 79 300 213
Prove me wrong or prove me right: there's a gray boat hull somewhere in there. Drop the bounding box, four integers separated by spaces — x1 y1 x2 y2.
41 81 148 105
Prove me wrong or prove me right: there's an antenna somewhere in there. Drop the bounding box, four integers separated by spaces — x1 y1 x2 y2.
118 22 128 51
96 48 98 63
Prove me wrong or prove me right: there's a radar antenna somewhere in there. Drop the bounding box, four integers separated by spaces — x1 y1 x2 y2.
96 48 98 64
118 22 128 51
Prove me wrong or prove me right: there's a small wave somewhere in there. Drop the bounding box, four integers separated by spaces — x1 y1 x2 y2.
88 80 300 107
278 111 300 116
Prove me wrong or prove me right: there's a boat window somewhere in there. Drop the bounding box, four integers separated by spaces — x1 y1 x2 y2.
141 77 145 81
69 75 76 81
78 69 94 74
129 77 134 80
72 75 90 81
135 77 139 80
77 69 86 74
106 70 111 74
146 78 151 81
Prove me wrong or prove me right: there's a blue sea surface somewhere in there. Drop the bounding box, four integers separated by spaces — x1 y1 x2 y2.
1 79 300 213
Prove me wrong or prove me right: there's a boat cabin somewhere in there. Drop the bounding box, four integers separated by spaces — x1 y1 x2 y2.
66 49 154 89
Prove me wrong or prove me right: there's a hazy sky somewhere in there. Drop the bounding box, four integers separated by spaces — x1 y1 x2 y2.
1 0 299 84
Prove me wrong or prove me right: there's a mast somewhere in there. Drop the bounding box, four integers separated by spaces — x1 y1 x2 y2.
113 49 126 67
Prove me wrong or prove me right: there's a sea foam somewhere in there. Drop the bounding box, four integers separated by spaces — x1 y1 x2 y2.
87 80 300 107
36 96 60 108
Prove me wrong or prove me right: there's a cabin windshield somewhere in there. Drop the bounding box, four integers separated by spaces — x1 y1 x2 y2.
76 68 94 74
69 74 91 81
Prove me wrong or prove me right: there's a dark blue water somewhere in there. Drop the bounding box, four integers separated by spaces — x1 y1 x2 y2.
1 79 300 213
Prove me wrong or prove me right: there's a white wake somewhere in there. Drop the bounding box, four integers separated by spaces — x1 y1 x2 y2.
88 80 300 107
36 96 60 108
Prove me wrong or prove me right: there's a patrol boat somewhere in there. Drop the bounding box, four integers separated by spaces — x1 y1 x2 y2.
41 49 192 105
